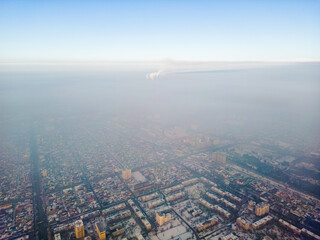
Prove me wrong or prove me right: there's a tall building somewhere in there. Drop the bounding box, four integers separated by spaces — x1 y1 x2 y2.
255 203 270 216
237 217 250 230
212 153 226 163
122 169 131 180
156 211 171 226
74 220 85 239
95 222 106 240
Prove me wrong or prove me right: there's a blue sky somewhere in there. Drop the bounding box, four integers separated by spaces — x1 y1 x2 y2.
0 0 319 62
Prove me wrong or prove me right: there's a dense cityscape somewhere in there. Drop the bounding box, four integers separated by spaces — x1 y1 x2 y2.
1 114 319 240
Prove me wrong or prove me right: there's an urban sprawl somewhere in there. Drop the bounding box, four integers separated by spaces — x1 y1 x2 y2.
1 119 320 240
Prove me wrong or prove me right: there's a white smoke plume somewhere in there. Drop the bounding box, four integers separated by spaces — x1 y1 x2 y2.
146 70 161 80
145 60 289 80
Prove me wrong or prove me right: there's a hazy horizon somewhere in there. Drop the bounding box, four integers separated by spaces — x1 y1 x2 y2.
1 61 319 151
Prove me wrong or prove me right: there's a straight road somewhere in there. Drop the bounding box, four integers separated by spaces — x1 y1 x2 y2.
30 128 48 240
